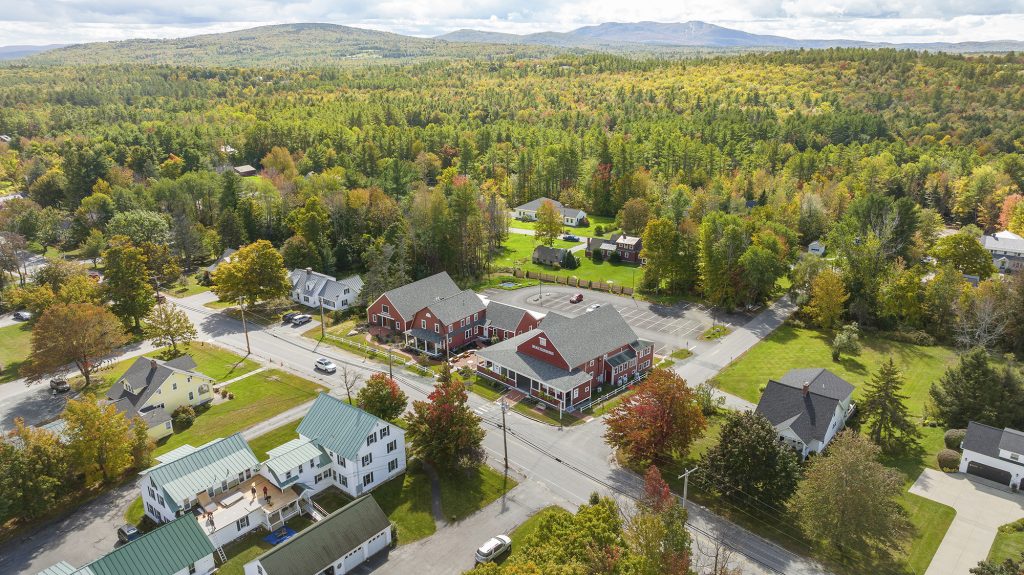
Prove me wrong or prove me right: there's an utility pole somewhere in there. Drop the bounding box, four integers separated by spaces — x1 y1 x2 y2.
499 398 509 473
678 467 697 507
319 297 326 339
388 346 393 379
238 297 251 355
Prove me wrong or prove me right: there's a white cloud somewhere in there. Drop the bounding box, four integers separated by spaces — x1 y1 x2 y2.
1 0 1022 46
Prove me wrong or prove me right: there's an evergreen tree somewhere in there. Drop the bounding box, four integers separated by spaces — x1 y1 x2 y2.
861 358 921 454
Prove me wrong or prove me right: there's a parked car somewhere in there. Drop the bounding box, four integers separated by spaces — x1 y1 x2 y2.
282 311 299 323
117 524 140 544
49 377 70 393
474 535 512 563
562 234 579 242
12 310 31 321
569 293 583 304
585 304 602 313
314 358 337 373
291 314 313 326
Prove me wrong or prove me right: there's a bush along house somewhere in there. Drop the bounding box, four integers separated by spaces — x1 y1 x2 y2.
366 271 487 357
475 305 654 416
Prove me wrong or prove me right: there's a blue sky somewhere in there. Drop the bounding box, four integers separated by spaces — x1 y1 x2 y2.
1 0 1022 46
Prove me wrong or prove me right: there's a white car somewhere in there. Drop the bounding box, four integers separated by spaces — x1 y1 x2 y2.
291 314 313 326
474 535 511 563
585 304 602 313
314 358 337 373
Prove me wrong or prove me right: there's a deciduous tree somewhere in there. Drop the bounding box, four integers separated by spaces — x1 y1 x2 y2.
103 236 154 328
144 303 198 352
25 303 129 388
211 239 290 306
604 369 706 465
617 197 652 236
791 432 908 554
806 268 848 329
931 231 996 279
403 363 484 470
78 228 106 268
356 372 409 421
535 199 564 247
107 210 171 246
63 396 134 484
831 322 861 361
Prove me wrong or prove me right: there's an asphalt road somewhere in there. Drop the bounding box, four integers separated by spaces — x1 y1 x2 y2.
0 289 820 575
482 284 749 357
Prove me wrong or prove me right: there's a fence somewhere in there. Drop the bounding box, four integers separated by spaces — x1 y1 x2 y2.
321 333 435 378
513 268 633 296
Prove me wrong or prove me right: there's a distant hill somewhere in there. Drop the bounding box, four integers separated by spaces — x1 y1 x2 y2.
0 44 67 60
436 21 1024 52
20 23 562 67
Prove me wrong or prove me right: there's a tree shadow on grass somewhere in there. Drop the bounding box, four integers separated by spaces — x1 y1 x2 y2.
837 355 868 376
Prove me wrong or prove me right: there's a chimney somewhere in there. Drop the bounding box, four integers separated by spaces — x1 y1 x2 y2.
802 382 810 397
305 267 313 276
150 359 158 370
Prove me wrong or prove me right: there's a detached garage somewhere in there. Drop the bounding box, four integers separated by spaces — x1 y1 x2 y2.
959 421 1024 489
243 496 392 575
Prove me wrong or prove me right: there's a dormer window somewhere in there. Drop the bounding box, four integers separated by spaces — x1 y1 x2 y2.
123 381 134 394
539 337 546 346
305 280 316 292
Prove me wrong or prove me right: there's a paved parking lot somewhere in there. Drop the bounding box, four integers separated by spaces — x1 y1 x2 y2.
483 285 746 356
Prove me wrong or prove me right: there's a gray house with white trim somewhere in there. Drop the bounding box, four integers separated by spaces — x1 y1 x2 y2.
959 422 1024 489
289 268 363 311
754 368 855 459
514 197 587 227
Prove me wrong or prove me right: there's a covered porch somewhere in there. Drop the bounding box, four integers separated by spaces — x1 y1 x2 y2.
405 328 446 357
476 357 590 414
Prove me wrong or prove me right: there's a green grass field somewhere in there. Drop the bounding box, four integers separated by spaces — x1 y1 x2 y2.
0 322 32 383
494 230 643 288
712 324 960 417
508 214 617 238
155 369 325 455
247 419 301 460
374 462 436 543
438 465 518 523
84 342 259 396
989 519 1024 565
168 274 210 298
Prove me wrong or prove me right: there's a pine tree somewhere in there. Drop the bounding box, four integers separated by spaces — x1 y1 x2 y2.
861 358 921 454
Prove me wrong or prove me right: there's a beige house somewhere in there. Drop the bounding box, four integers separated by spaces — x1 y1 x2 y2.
106 355 214 440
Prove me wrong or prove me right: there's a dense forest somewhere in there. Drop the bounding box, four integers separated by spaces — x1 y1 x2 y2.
2 48 1024 350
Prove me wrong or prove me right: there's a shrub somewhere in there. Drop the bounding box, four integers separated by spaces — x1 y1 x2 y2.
594 225 604 236
608 252 622 264
944 429 967 450
878 329 936 346
172 405 196 429
937 449 961 471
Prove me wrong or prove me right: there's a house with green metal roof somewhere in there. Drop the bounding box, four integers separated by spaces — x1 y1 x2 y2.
34 515 215 575
296 393 406 498
243 496 392 575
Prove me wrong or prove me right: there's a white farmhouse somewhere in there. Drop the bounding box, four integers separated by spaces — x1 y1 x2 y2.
288 268 363 311
514 197 588 227
959 421 1024 489
754 368 855 459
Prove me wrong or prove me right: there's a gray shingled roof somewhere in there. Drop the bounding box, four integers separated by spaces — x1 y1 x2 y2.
982 233 1024 256
515 197 586 219
105 355 209 422
532 245 567 266
476 329 592 393
484 301 537 333
378 272 461 320
144 434 258 512
254 496 391 575
538 306 642 368
754 370 853 445
425 289 485 326
297 393 389 461
289 269 362 303
775 368 854 400
205 247 237 273
963 421 1024 466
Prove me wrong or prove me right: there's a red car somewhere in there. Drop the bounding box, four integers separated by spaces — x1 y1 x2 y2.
569 293 583 304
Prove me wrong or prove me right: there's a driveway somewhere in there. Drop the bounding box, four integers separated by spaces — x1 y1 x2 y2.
0 482 138 575
909 469 1024 575
482 284 747 357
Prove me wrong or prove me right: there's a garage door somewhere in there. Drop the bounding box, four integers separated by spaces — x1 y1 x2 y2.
966 461 1012 485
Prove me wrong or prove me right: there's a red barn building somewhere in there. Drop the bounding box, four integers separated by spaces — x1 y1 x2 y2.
476 306 653 414
482 301 544 341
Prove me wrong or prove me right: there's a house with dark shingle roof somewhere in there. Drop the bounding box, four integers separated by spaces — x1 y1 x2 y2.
367 271 461 336
233 165 257 177
532 244 569 267
959 421 1024 489
105 355 214 440
476 305 653 414
754 368 855 459
585 233 643 263
483 301 543 342
34 515 216 575
514 197 588 227
288 267 363 312
243 497 392 575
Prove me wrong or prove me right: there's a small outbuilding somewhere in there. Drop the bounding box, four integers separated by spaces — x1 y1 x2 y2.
234 165 258 177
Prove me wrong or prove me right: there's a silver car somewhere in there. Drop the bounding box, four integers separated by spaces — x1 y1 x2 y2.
314 358 337 373
474 535 511 563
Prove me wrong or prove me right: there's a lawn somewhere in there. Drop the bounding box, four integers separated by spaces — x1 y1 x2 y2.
0 322 32 383
712 324 960 417
989 519 1024 564
508 214 618 238
247 419 301 460
493 234 580 270
168 274 210 298
466 375 508 401
217 515 315 575
312 486 352 513
471 274 535 291
372 462 436 543
511 398 579 426
123 496 144 526
701 325 732 340
83 342 259 397
670 348 693 361
438 465 518 523
494 231 643 289
155 369 325 456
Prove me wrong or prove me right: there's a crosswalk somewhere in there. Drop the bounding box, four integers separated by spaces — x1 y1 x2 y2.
473 401 498 416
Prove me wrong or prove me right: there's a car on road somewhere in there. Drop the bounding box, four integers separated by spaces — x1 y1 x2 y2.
569 293 583 304
117 524 140 544
562 234 579 242
291 314 313 326
474 535 511 563
585 303 602 313
282 311 299 323
49 378 70 393
314 358 337 373
12 310 31 321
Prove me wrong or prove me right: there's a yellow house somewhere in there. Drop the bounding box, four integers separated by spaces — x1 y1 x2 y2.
106 355 215 440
